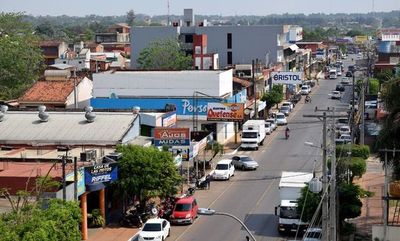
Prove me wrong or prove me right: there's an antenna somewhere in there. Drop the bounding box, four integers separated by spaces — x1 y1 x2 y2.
167 0 170 26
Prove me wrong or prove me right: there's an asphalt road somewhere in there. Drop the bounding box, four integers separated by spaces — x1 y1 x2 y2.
157 57 358 241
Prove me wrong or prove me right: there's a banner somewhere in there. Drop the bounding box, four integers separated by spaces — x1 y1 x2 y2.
84 163 118 185
154 127 190 146
271 72 303 84
207 103 244 122
66 167 86 196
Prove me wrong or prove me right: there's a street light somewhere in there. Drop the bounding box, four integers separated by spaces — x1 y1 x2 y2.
197 208 257 241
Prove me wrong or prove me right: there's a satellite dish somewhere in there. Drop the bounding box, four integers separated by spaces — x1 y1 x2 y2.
38 111 49 122
85 111 96 123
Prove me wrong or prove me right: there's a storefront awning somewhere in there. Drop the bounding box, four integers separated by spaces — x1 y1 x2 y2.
245 100 266 118
289 44 299 51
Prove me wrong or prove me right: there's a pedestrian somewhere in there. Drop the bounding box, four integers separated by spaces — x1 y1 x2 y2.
206 174 211 189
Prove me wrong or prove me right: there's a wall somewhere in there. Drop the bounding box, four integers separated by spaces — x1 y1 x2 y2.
131 26 180 68
372 225 400 241
92 70 232 98
121 116 140 144
66 77 93 109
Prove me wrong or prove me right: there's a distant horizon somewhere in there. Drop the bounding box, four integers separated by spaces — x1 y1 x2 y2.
1 0 399 17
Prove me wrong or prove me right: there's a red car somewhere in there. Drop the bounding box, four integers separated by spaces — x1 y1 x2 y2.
170 196 198 225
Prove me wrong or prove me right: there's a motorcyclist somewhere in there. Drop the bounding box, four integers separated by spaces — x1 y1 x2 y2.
305 95 311 103
285 127 290 139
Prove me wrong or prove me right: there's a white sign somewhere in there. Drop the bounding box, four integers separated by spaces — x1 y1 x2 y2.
271 72 303 85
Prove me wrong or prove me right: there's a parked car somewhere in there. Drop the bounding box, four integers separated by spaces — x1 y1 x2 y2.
345 71 353 77
339 125 351 136
335 84 345 92
264 122 272 135
276 113 287 125
348 100 359 111
281 101 294 111
303 227 322 241
303 80 316 88
290 92 302 105
266 118 277 131
300 85 311 95
170 196 198 225
280 106 291 116
335 134 352 144
331 90 342 99
341 77 350 85
213 159 235 180
231 156 259 170
138 218 170 241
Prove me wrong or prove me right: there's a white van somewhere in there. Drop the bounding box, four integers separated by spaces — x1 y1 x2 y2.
213 159 235 180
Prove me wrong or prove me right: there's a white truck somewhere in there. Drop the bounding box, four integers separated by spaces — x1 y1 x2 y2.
240 120 266 150
329 69 337 79
275 171 313 235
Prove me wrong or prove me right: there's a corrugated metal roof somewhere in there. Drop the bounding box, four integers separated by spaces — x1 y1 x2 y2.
0 112 138 146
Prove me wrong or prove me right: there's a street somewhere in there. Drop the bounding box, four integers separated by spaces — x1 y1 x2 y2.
164 57 357 241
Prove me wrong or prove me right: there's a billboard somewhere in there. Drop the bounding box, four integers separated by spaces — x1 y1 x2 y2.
162 112 177 127
66 167 86 197
154 127 190 146
271 72 303 85
84 163 118 185
207 103 244 122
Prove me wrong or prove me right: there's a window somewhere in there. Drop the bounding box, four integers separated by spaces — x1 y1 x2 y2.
227 33 232 49
185 35 193 43
227 51 232 65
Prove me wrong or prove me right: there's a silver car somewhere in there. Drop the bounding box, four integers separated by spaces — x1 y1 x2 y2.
231 156 259 170
266 118 277 131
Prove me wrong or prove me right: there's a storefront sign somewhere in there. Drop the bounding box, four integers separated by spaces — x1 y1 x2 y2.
154 127 190 146
162 112 177 127
84 163 118 185
207 103 244 122
66 167 86 197
271 72 303 84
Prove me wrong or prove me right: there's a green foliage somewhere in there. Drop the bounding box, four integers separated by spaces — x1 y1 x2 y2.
338 183 363 221
368 78 379 95
341 157 367 179
205 142 224 158
126 10 136 26
88 209 105 228
336 144 370 159
115 145 182 206
346 29 365 37
0 12 44 100
297 185 322 222
0 199 81 241
261 84 284 112
137 38 192 70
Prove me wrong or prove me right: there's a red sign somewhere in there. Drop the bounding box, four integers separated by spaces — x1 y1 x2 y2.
207 103 244 122
154 128 190 146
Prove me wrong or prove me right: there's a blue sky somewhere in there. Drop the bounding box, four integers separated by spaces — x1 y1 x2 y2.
0 0 399 16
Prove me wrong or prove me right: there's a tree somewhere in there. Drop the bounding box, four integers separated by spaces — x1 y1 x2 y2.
136 38 192 70
368 78 379 95
297 185 322 222
115 145 182 207
0 12 44 100
338 183 363 222
126 9 136 26
261 84 284 114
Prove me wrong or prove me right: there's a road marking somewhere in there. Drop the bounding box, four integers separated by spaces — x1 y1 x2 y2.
255 178 276 207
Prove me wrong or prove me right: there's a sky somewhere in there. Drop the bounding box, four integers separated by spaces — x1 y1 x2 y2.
0 0 399 17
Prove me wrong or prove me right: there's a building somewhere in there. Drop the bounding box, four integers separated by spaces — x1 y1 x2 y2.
95 23 131 53
375 28 400 73
90 69 247 143
55 48 91 71
131 9 302 70
40 40 68 65
18 69 93 109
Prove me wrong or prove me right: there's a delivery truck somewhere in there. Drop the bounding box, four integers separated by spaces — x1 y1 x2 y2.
275 171 313 235
240 120 266 150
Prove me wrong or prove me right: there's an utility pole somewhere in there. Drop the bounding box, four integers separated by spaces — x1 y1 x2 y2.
360 80 365 145
380 148 400 241
252 60 258 119
351 72 356 144
304 110 347 241
330 107 337 241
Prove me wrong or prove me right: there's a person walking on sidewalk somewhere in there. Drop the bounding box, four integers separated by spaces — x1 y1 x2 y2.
205 174 212 189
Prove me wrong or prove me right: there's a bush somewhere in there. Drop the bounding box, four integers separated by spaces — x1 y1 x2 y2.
347 157 367 178
369 78 379 95
336 144 370 160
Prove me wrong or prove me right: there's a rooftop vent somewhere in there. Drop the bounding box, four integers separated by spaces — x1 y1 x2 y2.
85 106 96 123
0 105 8 113
38 105 49 122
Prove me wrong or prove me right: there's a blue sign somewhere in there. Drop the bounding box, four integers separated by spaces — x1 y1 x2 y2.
84 163 118 185
90 89 247 116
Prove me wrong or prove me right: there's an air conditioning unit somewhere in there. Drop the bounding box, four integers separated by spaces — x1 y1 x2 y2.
80 149 97 162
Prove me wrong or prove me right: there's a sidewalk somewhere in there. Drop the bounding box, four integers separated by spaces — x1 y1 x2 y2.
86 225 138 241
351 155 388 238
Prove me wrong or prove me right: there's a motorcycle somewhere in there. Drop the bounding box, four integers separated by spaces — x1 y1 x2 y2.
305 96 311 103
119 206 144 228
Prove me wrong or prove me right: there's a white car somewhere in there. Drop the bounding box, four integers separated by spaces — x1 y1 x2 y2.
265 122 272 135
300 85 311 95
335 134 352 144
213 159 235 180
138 218 170 241
266 118 277 131
331 90 342 99
281 101 294 111
275 112 287 126
339 125 351 136
341 77 350 85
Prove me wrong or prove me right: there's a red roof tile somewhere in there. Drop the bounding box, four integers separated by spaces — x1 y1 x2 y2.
0 162 76 178
19 80 75 103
